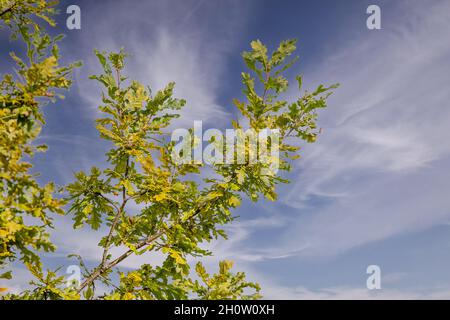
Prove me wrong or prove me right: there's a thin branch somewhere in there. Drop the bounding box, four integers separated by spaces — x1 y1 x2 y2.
77 173 237 294
0 2 17 18
77 230 164 293
76 198 211 293
95 193 119 212
77 127 238 293
100 206 121 267
100 156 130 266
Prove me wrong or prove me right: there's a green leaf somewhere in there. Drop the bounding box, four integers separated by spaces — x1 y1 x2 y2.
0 271 12 280
84 286 94 300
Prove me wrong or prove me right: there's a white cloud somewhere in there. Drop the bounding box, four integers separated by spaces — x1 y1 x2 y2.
261 283 450 300
72 0 249 128
0 267 33 295
50 215 166 270
194 214 303 266
276 0 450 256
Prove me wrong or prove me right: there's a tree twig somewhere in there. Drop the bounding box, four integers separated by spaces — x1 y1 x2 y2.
0 2 17 18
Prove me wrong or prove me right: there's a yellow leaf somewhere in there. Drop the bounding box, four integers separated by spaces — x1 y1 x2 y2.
138 156 154 172
169 250 186 265
237 169 245 185
206 191 222 200
123 292 135 300
82 204 93 214
122 180 135 194
96 124 121 141
128 272 142 285
154 193 167 202
228 196 241 207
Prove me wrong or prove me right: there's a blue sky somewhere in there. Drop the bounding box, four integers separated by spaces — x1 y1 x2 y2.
3 0 450 299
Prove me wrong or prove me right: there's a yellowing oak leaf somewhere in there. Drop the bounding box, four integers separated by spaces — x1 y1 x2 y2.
228 196 241 207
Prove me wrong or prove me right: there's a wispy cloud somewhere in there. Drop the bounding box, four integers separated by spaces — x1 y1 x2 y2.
261 283 450 300
39 0 253 271
200 215 309 263
72 0 249 127
276 0 450 257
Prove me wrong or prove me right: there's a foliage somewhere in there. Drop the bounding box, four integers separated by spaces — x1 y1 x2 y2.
99 260 260 300
0 0 58 34
0 0 78 279
1 262 79 300
0 0 338 300
60 40 337 299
